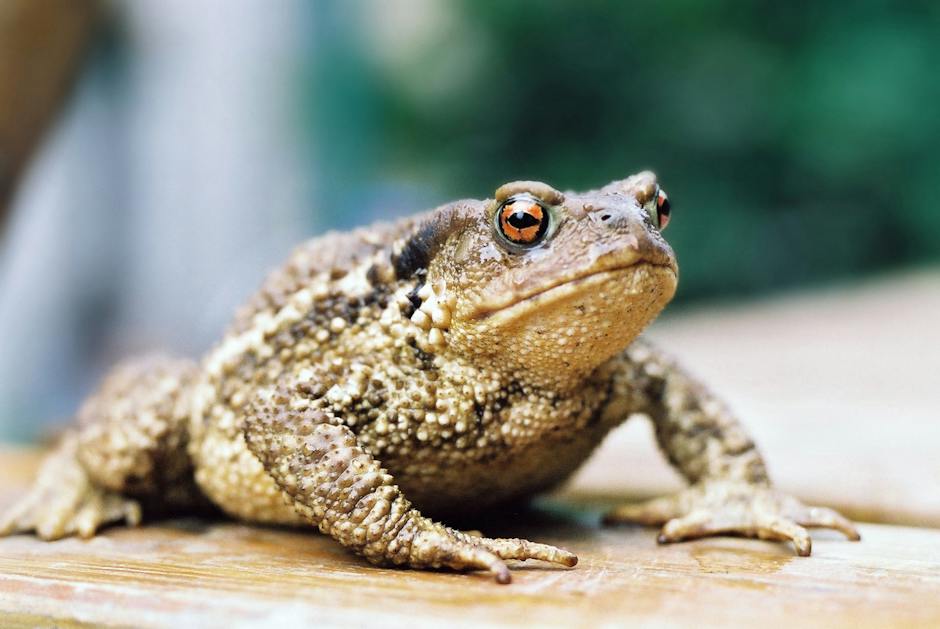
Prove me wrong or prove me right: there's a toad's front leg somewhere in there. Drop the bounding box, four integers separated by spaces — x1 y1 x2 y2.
599 340 860 555
243 385 576 583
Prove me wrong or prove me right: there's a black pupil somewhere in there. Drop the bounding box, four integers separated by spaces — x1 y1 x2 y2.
507 209 540 229
659 197 671 217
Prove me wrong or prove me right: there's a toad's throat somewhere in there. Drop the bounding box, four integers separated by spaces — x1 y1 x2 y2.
471 261 677 321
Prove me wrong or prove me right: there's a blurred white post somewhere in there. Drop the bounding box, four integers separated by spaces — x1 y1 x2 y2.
119 0 314 351
0 0 315 439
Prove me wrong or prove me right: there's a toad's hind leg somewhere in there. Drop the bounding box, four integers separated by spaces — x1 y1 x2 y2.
0 355 205 540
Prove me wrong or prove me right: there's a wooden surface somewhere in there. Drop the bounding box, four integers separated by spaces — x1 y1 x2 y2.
1 449 940 628
1 270 938 627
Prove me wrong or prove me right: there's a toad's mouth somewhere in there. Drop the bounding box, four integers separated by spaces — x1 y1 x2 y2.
471 261 678 322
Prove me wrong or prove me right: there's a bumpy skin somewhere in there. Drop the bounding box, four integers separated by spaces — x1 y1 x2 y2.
1 173 859 582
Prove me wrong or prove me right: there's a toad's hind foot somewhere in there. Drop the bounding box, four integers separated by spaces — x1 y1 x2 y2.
0 433 141 540
603 481 860 556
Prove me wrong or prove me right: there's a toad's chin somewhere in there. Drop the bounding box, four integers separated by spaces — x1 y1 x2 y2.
462 263 677 380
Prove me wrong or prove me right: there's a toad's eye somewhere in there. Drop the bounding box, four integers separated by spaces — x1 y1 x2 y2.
654 187 671 231
496 194 549 246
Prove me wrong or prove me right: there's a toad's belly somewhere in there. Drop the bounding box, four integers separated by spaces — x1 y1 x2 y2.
383 426 612 517
190 418 609 526
189 374 616 525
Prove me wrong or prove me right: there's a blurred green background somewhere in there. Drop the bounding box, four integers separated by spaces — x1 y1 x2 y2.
0 0 937 440
310 0 940 301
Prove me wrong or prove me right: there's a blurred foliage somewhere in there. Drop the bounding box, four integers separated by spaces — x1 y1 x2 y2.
307 0 939 303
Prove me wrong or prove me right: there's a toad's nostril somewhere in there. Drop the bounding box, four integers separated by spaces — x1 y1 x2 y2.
600 214 611 221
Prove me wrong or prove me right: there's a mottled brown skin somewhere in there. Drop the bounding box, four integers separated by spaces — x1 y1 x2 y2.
1 173 859 583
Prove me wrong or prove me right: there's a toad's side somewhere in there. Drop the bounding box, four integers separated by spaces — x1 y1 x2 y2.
2 173 859 583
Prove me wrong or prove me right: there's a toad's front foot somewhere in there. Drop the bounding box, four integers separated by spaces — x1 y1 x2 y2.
0 434 141 540
603 481 860 556
401 521 578 584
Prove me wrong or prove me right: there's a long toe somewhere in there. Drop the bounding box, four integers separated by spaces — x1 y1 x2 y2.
799 506 861 541
657 510 727 544
473 536 578 567
759 517 812 556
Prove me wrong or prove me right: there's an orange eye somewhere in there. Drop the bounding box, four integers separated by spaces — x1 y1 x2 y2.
655 187 671 230
497 194 549 246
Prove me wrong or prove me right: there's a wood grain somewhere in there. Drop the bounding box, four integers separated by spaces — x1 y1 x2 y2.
2 449 939 628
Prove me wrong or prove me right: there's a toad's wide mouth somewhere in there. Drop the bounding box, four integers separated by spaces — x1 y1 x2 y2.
470 261 678 323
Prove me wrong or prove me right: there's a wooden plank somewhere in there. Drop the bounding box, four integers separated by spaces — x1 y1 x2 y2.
1 450 939 628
